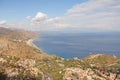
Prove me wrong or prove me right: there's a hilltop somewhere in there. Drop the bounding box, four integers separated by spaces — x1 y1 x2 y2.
0 27 120 80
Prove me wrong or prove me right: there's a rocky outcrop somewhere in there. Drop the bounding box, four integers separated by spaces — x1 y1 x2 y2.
63 67 117 80
0 55 47 80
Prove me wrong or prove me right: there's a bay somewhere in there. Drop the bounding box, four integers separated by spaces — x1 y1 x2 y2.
33 32 120 58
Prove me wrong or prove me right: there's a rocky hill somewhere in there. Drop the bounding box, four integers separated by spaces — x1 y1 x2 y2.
0 27 120 80
81 53 118 66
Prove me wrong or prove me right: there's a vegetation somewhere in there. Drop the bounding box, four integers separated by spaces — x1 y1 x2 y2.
0 27 120 80
0 27 37 41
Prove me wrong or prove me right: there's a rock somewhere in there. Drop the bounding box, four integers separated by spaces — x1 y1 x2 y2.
15 59 36 68
0 58 7 63
58 63 64 67
63 68 85 80
63 67 116 80
6 68 18 77
42 74 53 80
73 57 79 60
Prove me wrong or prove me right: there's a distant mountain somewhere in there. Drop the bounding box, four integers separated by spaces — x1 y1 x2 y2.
0 27 37 41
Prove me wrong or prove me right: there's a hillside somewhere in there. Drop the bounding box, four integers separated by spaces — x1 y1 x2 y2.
0 27 120 80
0 27 37 41
81 53 118 66
0 27 51 59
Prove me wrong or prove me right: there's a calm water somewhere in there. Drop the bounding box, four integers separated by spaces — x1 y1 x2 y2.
33 32 120 58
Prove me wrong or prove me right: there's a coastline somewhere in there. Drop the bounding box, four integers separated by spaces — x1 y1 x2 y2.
26 39 41 50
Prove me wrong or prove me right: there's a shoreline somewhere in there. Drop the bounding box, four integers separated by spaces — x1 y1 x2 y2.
26 39 41 50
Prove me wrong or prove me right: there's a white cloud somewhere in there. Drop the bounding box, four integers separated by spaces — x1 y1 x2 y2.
0 20 7 25
1 0 120 32
0 20 32 30
67 0 120 14
31 0 120 30
32 12 47 23
58 0 120 31
27 12 68 30
25 0 120 31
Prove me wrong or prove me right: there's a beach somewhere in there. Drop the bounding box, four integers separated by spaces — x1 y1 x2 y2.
26 39 40 50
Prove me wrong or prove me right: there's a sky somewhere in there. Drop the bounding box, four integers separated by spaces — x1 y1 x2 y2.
0 0 120 32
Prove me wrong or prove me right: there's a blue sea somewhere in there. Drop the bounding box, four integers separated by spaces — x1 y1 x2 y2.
33 31 120 58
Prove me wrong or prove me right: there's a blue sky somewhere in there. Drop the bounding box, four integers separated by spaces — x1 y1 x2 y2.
0 0 87 21
0 0 120 32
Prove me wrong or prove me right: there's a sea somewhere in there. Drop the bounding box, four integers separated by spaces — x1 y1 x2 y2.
33 31 120 58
